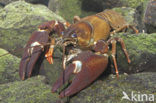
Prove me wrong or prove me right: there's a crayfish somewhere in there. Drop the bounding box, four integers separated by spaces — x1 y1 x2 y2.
19 9 138 98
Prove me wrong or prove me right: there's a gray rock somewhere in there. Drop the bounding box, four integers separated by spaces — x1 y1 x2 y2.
25 0 49 6
144 0 156 33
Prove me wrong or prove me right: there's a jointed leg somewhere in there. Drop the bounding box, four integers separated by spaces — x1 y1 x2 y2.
110 24 138 36
129 25 139 34
107 37 131 77
116 38 131 63
110 39 119 78
110 25 128 36
45 38 55 64
108 37 131 64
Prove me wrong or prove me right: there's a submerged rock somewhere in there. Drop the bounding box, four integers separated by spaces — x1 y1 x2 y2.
48 0 97 22
48 0 149 22
0 73 155 103
0 76 61 103
115 33 156 74
0 1 64 57
0 0 49 6
0 48 20 84
70 72 156 103
144 0 156 33
113 7 136 26
120 0 149 8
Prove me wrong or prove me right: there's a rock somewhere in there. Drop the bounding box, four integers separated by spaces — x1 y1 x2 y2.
0 72 155 103
0 0 49 6
40 48 63 84
144 0 156 33
113 4 154 33
0 0 17 6
48 0 149 22
115 33 156 74
120 0 149 8
25 0 49 6
0 1 64 57
0 4 4 9
70 72 156 103
134 0 150 33
48 0 96 22
0 48 20 84
0 76 62 103
113 7 136 25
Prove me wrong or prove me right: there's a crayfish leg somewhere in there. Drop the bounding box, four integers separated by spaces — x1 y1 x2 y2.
45 38 55 64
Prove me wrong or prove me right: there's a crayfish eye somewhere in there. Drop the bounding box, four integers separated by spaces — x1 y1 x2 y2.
71 33 77 38
61 31 64 36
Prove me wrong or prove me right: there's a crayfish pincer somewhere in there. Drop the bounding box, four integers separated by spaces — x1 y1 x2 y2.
19 9 138 97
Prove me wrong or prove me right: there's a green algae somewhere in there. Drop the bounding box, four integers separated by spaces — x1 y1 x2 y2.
0 76 60 103
0 1 64 29
0 48 20 84
120 0 149 8
113 7 136 25
114 33 156 73
70 72 156 103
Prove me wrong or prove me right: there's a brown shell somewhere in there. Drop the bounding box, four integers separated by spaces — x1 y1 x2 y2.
96 9 127 30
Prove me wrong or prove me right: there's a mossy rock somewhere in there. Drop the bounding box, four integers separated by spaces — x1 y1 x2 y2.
120 0 149 8
0 0 49 6
0 73 155 103
0 48 20 84
48 0 149 23
0 76 62 103
113 7 136 25
40 47 63 85
0 1 64 57
70 72 156 103
114 33 156 74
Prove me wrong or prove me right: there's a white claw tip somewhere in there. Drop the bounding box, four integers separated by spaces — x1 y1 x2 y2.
54 21 59 26
72 60 82 73
38 29 46 32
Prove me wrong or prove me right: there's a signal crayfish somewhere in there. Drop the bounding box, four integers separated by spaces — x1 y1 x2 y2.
19 9 138 98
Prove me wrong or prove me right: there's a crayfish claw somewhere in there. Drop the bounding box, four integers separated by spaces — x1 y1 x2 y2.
52 51 109 98
19 31 49 80
52 64 75 93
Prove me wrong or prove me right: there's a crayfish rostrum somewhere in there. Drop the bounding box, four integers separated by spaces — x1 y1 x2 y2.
19 9 138 98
